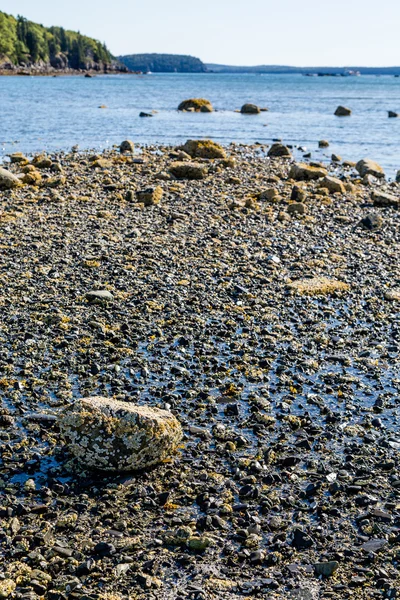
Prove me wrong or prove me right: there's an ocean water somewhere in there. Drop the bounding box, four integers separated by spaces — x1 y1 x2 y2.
0 72 399 176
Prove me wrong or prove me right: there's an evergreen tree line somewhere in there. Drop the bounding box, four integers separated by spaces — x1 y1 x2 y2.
0 11 113 68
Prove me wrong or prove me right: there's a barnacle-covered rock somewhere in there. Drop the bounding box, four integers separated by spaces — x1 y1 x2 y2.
59 397 182 471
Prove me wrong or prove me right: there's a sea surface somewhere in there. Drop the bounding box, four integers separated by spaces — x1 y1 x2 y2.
0 72 399 176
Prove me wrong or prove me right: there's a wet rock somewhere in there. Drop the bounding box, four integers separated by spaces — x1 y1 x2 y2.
178 99 213 112
268 143 291 158
331 153 342 162
360 213 383 230
314 561 339 577
120 140 135 153
388 111 399 118
291 528 313 549
356 159 385 178
137 186 163 206
335 105 352 116
289 163 328 181
180 139 226 159
0 166 21 189
372 190 399 208
169 162 207 180
241 103 260 114
59 396 183 471
139 112 153 117
318 140 329 148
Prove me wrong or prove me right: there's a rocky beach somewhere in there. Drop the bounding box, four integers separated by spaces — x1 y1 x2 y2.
0 140 400 600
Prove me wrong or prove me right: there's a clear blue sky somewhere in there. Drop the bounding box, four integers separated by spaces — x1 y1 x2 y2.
2 0 400 66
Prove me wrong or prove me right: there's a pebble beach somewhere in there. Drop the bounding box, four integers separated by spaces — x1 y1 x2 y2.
0 140 400 600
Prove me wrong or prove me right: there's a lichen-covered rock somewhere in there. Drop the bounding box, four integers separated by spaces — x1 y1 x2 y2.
59 396 182 471
178 99 213 112
267 143 291 158
356 159 385 179
372 190 399 208
180 139 226 159
240 103 260 114
137 186 163 206
120 140 135 153
169 162 207 180
289 163 328 181
32 155 52 169
320 175 345 194
288 277 350 296
0 580 16 599
0 166 21 190
22 169 42 186
334 105 352 116
9 152 29 165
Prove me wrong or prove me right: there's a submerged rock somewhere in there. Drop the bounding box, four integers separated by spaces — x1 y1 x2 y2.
0 166 21 189
178 98 213 112
59 396 182 471
180 139 226 159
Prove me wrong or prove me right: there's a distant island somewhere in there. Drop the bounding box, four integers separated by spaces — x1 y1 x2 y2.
207 64 400 76
119 53 207 73
0 10 126 74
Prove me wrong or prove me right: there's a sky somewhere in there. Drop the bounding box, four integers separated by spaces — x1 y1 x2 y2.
1 0 400 67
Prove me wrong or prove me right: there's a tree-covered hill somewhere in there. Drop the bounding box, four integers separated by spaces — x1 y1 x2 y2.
0 11 123 71
119 53 207 73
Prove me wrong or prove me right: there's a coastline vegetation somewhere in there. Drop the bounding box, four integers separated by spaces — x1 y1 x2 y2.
0 10 113 68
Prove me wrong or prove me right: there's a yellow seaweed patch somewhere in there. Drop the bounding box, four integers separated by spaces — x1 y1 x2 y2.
287 277 350 296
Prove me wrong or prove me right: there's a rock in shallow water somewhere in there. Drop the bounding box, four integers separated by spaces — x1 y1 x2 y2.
59 397 182 471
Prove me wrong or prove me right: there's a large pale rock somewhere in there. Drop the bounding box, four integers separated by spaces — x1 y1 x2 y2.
178 98 213 112
0 580 16 599
180 139 226 159
289 163 327 181
169 161 207 180
356 159 385 179
0 167 21 190
59 397 182 471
